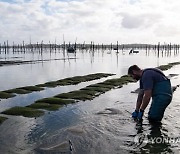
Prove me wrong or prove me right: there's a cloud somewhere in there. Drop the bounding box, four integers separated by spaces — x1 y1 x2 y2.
121 13 144 29
0 0 180 44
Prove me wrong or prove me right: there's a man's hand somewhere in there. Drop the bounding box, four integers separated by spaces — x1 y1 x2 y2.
132 110 139 118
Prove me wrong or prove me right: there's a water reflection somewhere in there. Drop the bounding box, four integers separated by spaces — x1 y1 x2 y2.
133 121 174 154
0 48 180 91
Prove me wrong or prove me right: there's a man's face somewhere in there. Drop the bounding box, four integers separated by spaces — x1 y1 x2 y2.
130 72 141 81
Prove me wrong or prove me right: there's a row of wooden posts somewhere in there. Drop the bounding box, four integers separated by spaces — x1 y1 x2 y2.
0 41 179 55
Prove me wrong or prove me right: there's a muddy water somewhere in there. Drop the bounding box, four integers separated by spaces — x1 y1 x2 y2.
0 49 180 153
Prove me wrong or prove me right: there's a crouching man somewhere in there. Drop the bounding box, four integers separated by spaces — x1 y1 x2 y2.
128 65 172 122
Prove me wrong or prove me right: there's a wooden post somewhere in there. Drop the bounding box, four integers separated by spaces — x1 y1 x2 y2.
157 42 160 58
63 41 66 50
13 42 15 53
4 42 6 54
110 43 112 50
68 42 70 48
74 41 77 51
90 41 92 50
41 40 43 54
117 41 118 52
37 42 40 53
102 43 104 50
170 43 172 51
63 41 65 58
20 44 23 53
122 44 124 51
31 42 33 53
55 38 57 52
49 41 52 53
169 43 172 56
7 40 9 53
17 44 19 52
23 41 25 53
92 42 95 51
36 42 38 50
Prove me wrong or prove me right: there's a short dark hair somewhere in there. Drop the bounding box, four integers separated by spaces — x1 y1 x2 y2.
128 65 141 75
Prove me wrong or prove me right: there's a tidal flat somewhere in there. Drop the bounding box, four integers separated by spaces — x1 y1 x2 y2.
0 49 180 154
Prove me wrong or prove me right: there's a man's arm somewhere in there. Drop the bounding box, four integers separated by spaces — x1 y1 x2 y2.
135 89 144 111
140 90 152 111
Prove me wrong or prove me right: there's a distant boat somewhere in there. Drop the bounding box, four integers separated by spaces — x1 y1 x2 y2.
129 49 139 54
67 46 75 53
81 46 87 50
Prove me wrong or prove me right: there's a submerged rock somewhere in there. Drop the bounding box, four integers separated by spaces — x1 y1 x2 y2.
67 126 85 135
39 141 70 152
38 140 74 153
97 108 123 115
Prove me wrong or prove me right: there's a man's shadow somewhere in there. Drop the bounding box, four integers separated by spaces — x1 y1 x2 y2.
134 119 173 153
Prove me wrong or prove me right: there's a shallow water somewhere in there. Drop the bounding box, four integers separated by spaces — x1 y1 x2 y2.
0 49 180 153
0 49 179 91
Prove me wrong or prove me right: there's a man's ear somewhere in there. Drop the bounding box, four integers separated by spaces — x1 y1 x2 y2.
132 70 137 75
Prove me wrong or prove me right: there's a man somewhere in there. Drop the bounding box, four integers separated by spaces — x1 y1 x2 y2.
128 65 172 122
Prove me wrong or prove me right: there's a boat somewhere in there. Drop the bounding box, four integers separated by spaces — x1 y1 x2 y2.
129 49 139 54
67 46 75 53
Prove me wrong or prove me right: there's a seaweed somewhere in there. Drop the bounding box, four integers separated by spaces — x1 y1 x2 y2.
0 92 15 99
2 107 44 117
4 88 31 94
27 103 61 111
0 116 8 124
55 91 94 101
20 86 44 92
157 62 180 71
0 73 114 99
35 97 75 105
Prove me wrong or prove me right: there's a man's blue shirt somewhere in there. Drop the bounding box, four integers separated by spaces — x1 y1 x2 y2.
140 68 167 90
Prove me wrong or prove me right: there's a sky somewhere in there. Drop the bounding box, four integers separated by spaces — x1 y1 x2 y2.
0 0 180 44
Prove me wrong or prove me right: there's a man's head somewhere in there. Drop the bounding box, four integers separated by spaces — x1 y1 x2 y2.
128 65 142 81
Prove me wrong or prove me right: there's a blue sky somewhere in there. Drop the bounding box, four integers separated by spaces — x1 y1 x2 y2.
0 0 180 44
0 0 17 3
